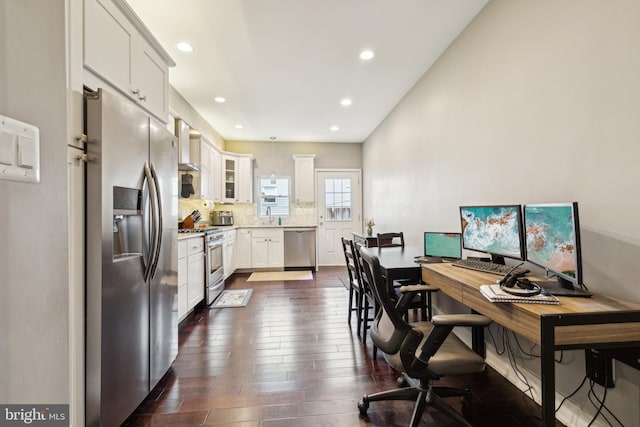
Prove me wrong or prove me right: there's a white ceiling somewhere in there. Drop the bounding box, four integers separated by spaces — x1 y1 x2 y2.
127 0 487 143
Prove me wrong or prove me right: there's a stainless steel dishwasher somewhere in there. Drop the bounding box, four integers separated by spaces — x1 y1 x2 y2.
284 228 316 269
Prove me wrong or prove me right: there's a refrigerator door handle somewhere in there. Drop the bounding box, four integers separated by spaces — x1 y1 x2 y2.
141 169 151 276
144 162 159 282
149 162 163 279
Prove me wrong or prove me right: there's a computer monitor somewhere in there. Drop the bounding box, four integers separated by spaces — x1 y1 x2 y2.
459 205 525 263
523 202 586 294
424 232 461 260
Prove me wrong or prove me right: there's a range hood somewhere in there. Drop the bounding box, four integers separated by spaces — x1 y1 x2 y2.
178 162 200 171
175 119 200 171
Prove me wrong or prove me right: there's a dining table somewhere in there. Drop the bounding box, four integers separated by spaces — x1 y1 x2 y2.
365 245 438 320
369 245 424 289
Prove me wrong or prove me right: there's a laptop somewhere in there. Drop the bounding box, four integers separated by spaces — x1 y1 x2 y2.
415 232 462 264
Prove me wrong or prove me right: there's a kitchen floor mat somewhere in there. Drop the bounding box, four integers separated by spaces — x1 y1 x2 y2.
247 271 313 282
211 289 253 308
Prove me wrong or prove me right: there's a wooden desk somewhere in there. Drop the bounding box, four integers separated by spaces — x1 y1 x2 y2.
422 262 640 426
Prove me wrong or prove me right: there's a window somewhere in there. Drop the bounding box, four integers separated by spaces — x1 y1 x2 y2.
258 176 290 216
325 178 352 221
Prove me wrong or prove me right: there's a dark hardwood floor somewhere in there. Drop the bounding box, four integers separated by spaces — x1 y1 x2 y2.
123 267 563 426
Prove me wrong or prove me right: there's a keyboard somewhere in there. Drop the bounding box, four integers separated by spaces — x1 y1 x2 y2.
451 259 529 276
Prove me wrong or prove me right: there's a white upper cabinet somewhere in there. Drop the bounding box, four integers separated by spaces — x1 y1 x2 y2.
237 155 253 203
222 154 237 203
84 0 134 93
210 147 222 202
293 154 316 203
133 37 169 120
222 153 253 203
83 0 174 122
183 135 218 200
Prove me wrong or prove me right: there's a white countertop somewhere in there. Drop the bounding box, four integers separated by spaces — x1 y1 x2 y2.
177 232 205 240
177 224 317 239
236 224 317 229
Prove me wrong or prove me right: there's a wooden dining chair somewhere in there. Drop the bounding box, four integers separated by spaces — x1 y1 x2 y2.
341 237 364 337
377 232 404 248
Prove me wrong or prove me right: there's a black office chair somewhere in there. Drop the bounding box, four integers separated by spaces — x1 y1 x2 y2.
358 246 492 427
377 231 405 248
341 237 364 337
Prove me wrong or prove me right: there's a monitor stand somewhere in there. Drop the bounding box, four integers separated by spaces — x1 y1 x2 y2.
533 277 592 298
490 254 505 265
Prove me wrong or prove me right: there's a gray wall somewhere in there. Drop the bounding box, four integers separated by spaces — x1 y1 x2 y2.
226 140 362 180
0 0 70 403
363 0 640 424
170 86 225 150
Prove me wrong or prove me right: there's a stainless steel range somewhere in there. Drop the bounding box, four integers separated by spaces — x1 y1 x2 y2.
178 227 226 304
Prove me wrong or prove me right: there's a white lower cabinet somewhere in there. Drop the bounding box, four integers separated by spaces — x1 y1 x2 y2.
251 228 284 268
177 240 188 320
235 229 252 269
222 229 236 279
178 236 205 321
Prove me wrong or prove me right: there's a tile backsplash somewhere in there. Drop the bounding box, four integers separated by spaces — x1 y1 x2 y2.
178 198 317 226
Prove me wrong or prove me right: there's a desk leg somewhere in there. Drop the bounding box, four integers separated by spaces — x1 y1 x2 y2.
540 317 556 427
471 310 486 357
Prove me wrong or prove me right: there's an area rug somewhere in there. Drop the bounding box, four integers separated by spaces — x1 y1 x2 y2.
247 271 313 282
211 289 253 308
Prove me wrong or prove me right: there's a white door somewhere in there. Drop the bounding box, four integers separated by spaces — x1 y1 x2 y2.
316 170 362 266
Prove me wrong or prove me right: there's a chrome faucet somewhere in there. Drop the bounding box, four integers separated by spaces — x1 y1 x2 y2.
266 206 273 224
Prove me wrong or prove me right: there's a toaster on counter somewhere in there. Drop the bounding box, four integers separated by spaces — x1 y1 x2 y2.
210 210 234 225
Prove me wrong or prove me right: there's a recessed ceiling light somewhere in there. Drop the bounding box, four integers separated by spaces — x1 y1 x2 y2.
340 98 352 107
359 49 374 60
176 42 193 53
235 124 243 129
214 96 226 103
330 126 339 131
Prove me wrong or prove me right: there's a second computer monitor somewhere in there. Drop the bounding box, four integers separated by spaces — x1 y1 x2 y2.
459 205 525 262
523 202 582 288
424 232 462 260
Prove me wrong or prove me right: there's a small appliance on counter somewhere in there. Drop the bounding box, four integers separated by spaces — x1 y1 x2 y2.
210 210 234 226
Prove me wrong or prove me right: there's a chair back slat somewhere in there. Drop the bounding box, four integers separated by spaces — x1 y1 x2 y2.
341 237 360 284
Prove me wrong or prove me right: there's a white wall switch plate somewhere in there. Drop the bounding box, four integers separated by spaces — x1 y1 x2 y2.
0 114 40 183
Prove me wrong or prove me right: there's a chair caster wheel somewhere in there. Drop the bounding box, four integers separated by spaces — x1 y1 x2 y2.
358 398 369 415
396 376 408 387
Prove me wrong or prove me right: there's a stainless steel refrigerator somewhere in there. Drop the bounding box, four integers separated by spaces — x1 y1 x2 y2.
85 88 178 427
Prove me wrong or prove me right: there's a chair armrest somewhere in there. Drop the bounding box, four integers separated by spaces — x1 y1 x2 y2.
431 314 492 328
416 314 492 364
399 284 439 293
393 278 419 287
